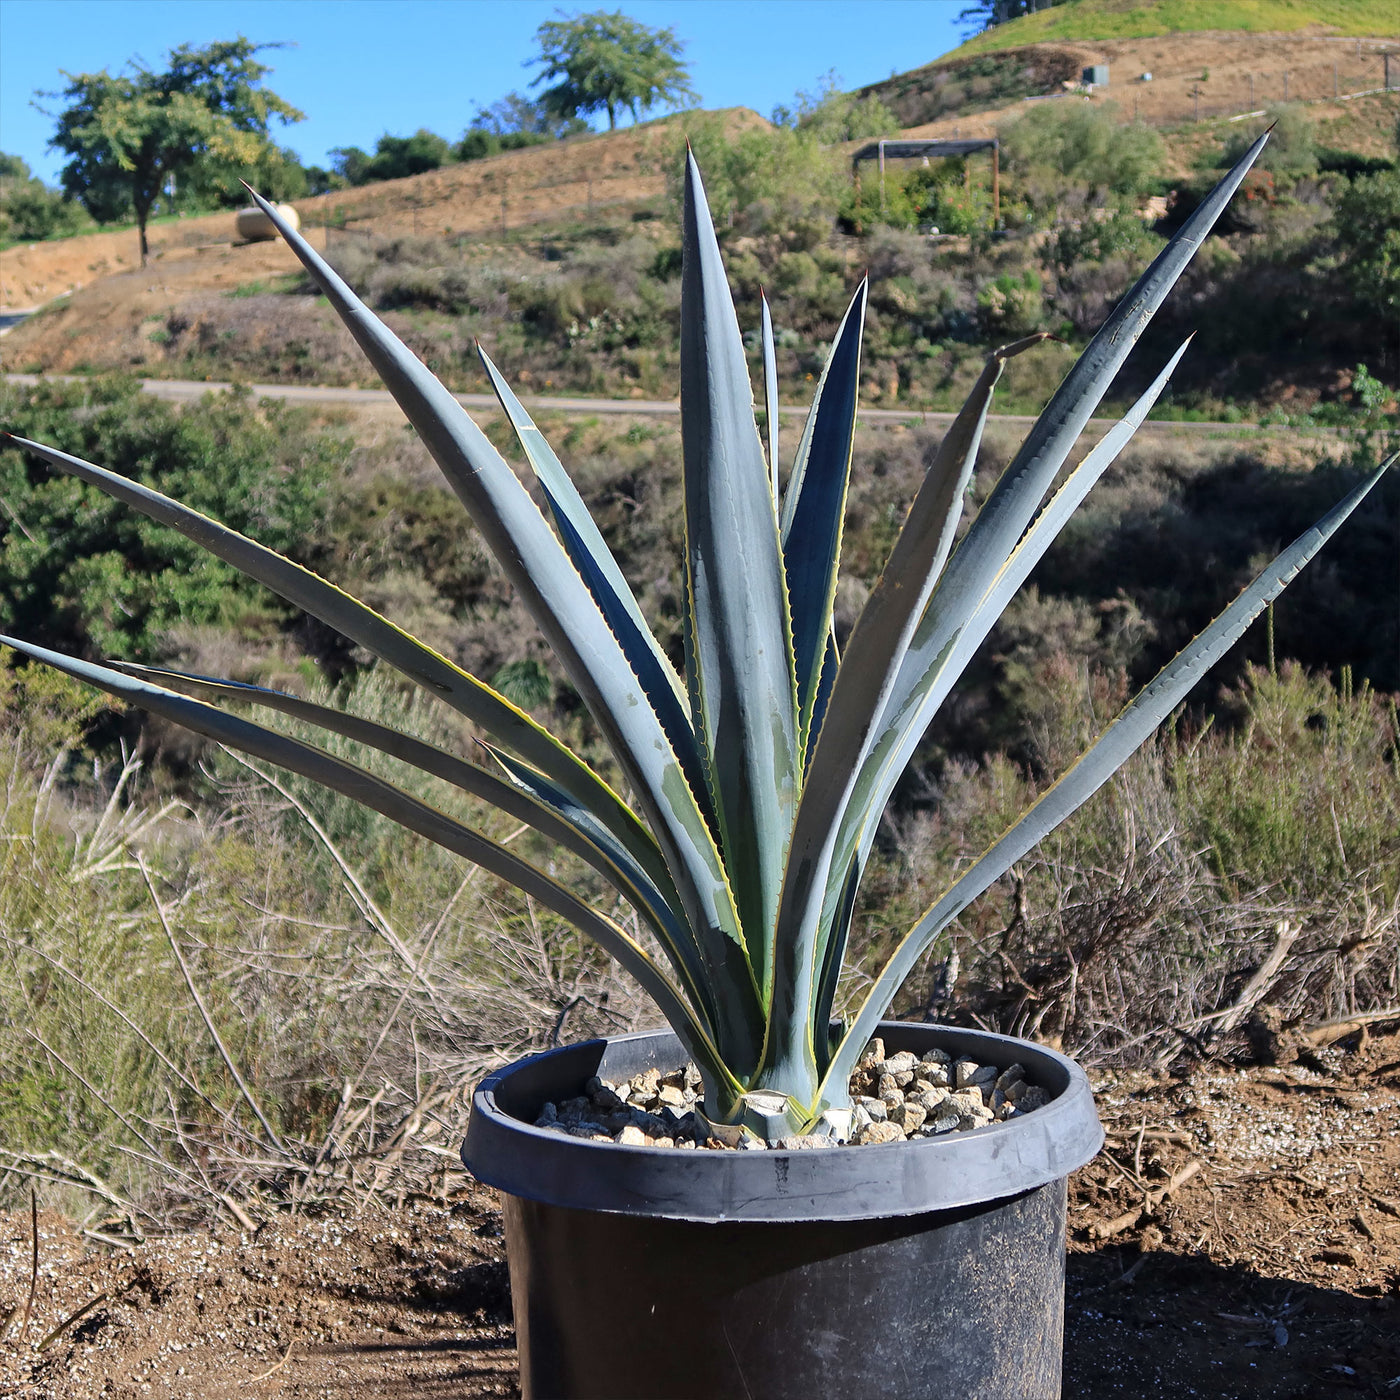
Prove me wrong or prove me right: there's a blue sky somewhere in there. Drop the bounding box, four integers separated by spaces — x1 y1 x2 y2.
0 0 968 186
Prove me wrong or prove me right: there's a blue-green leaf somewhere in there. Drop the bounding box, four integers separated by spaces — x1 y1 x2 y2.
760 290 780 504
110 661 715 1026
760 332 1040 1090
477 349 714 830
847 338 1196 888
811 342 1194 1036
679 152 799 991
243 192 766 1067
821 453 1394 1099
780 279 868 756
2 633 735 1090
3 433 665 887
871 134 1271 749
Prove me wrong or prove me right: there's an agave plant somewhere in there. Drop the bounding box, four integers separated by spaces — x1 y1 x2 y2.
1 138 1389 1142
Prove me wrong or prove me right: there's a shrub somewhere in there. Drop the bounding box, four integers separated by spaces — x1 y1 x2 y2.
1046 205 1164 275
0 152 92 241
1000 101 1165 207
977 268 1044 336
1333 168 1400 323
670 113 846 228
0 378 343 659
771 71 898 143
1222 105 1318 183
455 128 551 162
1047 207 1166 334
846 160 993 234
332 129 454 186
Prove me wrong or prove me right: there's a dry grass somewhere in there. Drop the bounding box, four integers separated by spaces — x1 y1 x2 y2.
0 670 653 1235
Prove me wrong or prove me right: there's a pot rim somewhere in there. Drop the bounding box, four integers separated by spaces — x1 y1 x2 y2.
462 1022 1103 1222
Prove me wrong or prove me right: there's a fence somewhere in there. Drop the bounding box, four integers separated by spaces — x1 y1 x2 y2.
1099 46 1399 126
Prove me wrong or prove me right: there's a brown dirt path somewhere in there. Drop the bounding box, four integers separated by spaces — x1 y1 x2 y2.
3 1030 1398 1398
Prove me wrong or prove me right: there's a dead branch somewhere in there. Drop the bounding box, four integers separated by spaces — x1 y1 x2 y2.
1301 1006 1400 1047
238 1339 295 1386
1216 920 1299 1033
36 1291 107 1352
20 1190 36 1342
1090 1159 1203 1240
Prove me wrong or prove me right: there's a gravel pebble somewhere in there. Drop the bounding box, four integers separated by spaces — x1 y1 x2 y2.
536 1043 1052 1151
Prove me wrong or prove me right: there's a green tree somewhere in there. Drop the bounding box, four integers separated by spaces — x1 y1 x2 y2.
771 72 897 143
957 0 1068 34
188 141 310 207
43 37 303 265
362 128 452 182
455 90 587 161
474 90 585 139
530 10 697 131
329 130 453 186
328 145 372 186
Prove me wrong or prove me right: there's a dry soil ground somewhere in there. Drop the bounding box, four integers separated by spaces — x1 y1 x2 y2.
2 1029 1398 1399
897 32 1400 141
0 110 734 312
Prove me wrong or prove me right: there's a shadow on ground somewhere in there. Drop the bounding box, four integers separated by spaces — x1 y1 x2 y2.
1066 1249 1399 1398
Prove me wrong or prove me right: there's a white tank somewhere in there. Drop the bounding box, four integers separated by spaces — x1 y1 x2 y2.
234 204 301 243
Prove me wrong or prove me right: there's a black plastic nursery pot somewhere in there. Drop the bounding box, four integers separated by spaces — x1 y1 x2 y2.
463 1021 1102 1400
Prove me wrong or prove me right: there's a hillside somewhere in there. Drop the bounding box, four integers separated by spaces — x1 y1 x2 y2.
862 30 1400 135
949 0 1399 56
2 25 1395 418
0 113 739 310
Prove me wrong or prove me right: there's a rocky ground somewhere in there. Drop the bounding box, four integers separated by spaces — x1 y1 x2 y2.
2 1029 1398 1399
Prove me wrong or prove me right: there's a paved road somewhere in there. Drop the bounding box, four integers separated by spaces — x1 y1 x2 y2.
2 372 1329 437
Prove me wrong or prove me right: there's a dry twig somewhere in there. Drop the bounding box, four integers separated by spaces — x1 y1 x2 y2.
19 1190 37 1342
1216 920 1299 1034
238 1339 295 1386
137 853 286 1154
1091 1159 1203 1240
1302 1006 1400 1047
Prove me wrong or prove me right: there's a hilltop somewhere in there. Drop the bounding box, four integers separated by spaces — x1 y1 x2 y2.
948 0 1399 56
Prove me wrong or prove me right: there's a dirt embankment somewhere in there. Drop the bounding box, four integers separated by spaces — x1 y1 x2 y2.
0 110 779 315
2 1029 1398 1399
876 32 1400 147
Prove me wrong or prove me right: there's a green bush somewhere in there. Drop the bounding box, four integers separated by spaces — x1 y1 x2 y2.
845 160 993 234
771 72 898 144
1046 205 1164 275
331 129 454 186
0 378 344 659
977 268 1044 335
1000 101 1165 206
1221 105 1318 183
672 117 844 229
670 83 889 230
0 152 93 242
1172 662 1400 905
1333 168 1400 321
455 128 551 161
